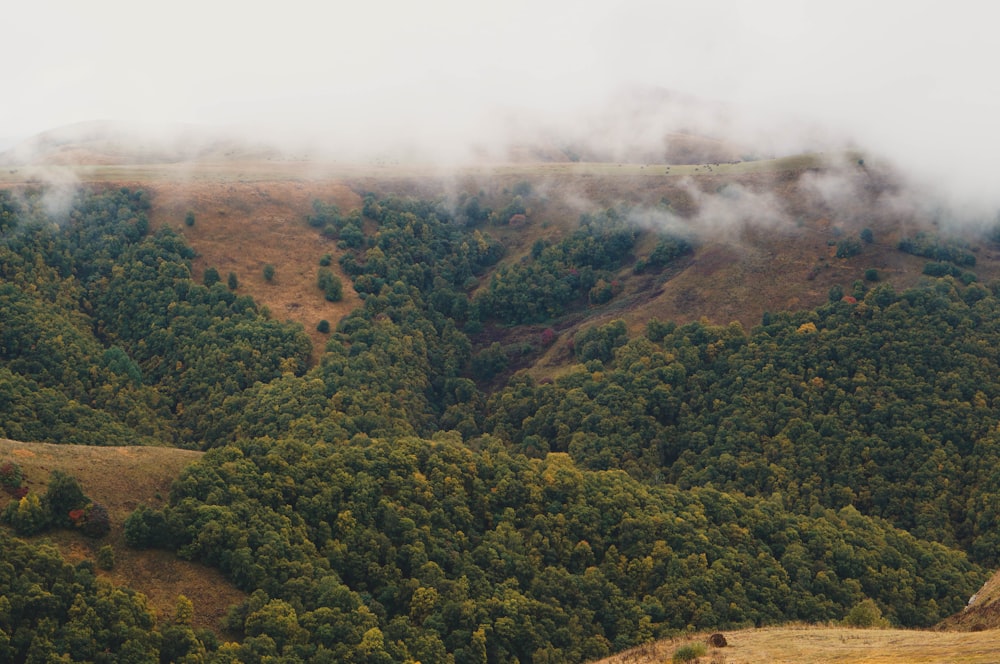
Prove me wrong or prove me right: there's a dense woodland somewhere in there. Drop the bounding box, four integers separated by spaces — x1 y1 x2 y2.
0 186 998 662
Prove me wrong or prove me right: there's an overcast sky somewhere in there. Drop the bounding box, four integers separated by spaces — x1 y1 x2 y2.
5 1 1000 209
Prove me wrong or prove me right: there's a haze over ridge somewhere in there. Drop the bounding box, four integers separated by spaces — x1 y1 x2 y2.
4 1 999 215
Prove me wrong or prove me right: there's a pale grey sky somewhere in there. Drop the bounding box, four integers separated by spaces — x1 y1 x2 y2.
5 1 1000 209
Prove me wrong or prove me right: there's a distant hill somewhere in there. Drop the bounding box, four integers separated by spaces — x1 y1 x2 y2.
0 120 284 166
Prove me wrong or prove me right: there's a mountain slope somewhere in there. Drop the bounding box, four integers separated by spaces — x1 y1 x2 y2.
0 438 245 633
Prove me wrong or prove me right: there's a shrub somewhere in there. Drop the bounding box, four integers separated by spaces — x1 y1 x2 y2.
317 268 343 302
471 342 508 381
184 211 195 227
574 320 628 362
899 232 976 266
97 544 115 570
80 502 111 538
227 272 239 290
45 470 88 527
319 253 332 266
263 264 275 282
836 237 863 258
864 268 880 282
317 320 330 334
589 278 619 305
648 235 693 268
923 261 960 278
4 492 50 535
844 598 889 628
203 267 221 287
124 504 171 548
0 460 23 491
672 642 707 662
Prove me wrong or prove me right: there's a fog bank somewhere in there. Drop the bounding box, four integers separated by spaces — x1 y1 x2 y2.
4 1 999 214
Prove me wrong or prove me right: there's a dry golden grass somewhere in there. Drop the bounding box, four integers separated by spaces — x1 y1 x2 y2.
598 625 1000 664
142 178 362 365
0 439 245 635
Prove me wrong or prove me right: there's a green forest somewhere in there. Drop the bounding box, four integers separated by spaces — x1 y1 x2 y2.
0 186 997 662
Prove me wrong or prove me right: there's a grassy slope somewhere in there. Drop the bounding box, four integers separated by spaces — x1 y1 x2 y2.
599 626 1000 664
0 439 245 636
142 178 362 365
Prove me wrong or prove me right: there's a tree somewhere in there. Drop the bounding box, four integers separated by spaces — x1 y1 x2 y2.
263 264 276 282
124 505 171 548
44 471 88 527
318 268 343 302
203 267 221 287
5 492 49 535
836 237 862 259
244 599 306 653
80 503 111 538
0 460 23 492
175 595 195 626
227 272 239 290
184 211 195 227
844 599 889 628
471 342 508 381
97 545 115 570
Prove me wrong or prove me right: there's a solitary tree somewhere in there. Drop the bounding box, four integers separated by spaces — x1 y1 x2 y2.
317 268 343 302
203 267 221 287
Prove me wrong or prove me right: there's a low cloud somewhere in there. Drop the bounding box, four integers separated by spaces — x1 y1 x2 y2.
628 179 791 244
3 2 999 222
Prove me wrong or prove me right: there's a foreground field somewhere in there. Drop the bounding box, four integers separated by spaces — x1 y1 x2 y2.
0 439 245 635
599 625 1000 664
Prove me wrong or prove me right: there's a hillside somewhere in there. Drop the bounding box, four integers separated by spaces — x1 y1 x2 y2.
6 151 999 372
3 140 1000 661
0 439 245 635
